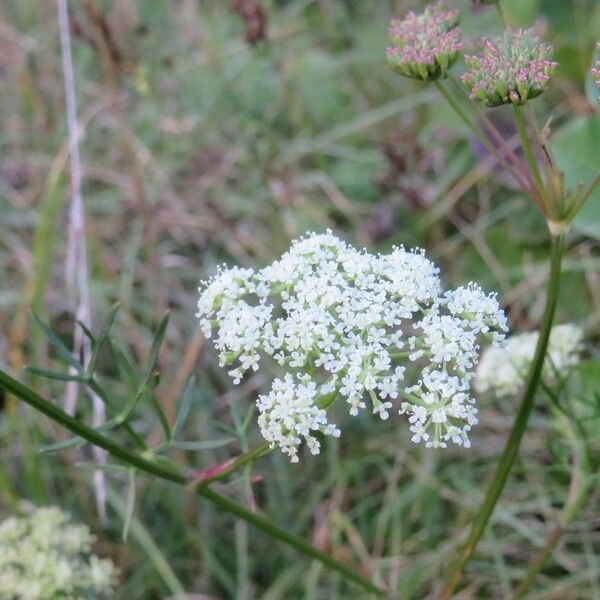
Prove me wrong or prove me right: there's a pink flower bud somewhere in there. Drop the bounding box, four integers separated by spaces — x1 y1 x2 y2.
462 28 557 107
386 2 463 82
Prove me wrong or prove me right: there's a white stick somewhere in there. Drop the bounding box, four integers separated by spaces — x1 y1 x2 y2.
57 0 107 520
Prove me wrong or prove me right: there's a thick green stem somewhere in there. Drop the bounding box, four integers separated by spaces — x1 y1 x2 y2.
0 369 384 597
441 234 566 599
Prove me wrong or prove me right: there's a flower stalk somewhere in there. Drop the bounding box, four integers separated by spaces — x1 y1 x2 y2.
0 368 385 597
441 233 566 599
513 105 547 205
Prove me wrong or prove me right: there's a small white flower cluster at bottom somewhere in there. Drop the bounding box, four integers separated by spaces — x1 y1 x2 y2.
198 231 508 460
257 374 341 462
0 506 118 600
476 324 584 397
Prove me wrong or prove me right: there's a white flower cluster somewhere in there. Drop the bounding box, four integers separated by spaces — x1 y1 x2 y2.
476 323 584 397
0 506 117 600
197 232 507 459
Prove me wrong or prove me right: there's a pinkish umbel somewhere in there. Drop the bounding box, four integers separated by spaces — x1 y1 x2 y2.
386 2 463 82
593 42 600 89
462 28 557 107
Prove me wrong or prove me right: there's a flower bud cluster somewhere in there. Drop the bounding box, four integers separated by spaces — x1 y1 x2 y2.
0 506 118 599
386 2 463 82
476 324 583 397
593 42 600 88
462 28 557 106
198 232 507 459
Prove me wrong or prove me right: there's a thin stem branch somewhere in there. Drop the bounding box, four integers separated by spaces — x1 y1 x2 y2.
441 234 566 599
513 105 548 208
189 442 271 488
0 369 385 597
496 2 510 30
435 81 535 196
447 75 532 185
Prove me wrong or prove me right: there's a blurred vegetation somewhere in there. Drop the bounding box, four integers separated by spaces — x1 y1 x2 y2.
0 0 599 598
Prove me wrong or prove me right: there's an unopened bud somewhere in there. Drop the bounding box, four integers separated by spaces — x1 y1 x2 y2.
462 28 557 107
386 2 463 82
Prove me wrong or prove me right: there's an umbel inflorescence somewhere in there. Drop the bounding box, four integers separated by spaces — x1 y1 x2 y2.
476 324 584 397
0 506 117 600
386 2 463 81
593 42 600 89
197 232 507 461
462 28 557 107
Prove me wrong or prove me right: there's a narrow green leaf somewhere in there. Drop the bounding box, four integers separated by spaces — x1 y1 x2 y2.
171 438 236 451
108 339 137 384
39 419 120 453
31 312 82 370
76 320 96 345
142 312 169 384
122 468 136 542
26 366 89 383
88 303 120 376
171 377 196 441
149 394 171 441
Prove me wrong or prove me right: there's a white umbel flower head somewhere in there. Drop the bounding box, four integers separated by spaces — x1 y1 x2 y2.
198 231 507 458
476 323 584 397
0 506 118 599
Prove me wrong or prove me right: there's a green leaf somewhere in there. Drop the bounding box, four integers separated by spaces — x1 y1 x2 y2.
76 320 96 345
551 115 600 239
171 376 196 441
31 312 82 370
122 468 136 542
142 312 169 384
108 339 137 384
149 393 171 441
39 419 120 453
26 366 88 383
170 438 236 451
88 302 120 376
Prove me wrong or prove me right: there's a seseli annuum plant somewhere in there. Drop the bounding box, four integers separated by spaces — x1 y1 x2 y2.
0 1 599 598
387 1 600 596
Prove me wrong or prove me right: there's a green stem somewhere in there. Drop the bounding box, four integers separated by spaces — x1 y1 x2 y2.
447 75 532 185
0 369 384 597
190 442 271 488
513 105 547 207
496 2 510 29
441 233 566 599
435 81 533 194
511 398 590 600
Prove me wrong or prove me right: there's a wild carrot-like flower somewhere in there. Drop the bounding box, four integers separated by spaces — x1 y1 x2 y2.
476 324 583 397
462 28 557 107
386 2 463 82
198 232 507 458
0 506 118 599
